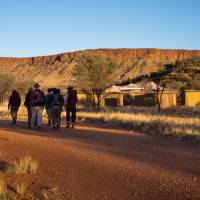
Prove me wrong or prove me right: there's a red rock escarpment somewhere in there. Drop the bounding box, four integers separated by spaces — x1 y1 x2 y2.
0 48 200 65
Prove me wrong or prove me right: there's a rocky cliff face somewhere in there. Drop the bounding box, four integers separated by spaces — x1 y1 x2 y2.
0 48 200 88
1 48 200 65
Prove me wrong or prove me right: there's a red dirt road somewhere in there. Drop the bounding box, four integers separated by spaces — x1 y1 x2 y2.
0 120 200 200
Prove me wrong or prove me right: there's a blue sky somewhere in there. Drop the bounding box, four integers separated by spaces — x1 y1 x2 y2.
0 0 200 57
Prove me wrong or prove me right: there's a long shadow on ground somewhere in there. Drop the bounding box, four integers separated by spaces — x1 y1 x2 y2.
0 120 200 178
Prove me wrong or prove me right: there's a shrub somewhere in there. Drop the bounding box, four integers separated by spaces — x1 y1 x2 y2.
16 182 27 196
8 156 38 174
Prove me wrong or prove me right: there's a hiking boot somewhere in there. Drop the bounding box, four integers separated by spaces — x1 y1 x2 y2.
12 119 16 125
47 120 51 126
71 123 75 129
66 122 70 128
52 125 56 130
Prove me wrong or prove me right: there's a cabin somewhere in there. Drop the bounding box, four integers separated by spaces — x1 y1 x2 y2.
180 90 200 107
156 90 177 108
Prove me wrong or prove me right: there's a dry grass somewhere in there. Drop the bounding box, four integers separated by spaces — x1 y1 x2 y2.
16 182 27 197
0 102 52 120
1 103 200 137
8 156 38 174
0 179 9 200
0 103 26 120
40 187 70 200
77 107 200 137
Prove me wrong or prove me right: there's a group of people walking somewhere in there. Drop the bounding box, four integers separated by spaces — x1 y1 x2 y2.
8 84 78 130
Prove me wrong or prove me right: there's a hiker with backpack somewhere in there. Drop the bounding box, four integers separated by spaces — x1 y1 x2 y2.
45 88 53 126
24 87 33 127
50 88 64 130
64 85 78 128
30 83 45 129
8 90 21 125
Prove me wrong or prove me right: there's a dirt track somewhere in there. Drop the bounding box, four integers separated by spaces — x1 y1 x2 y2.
0 120 200 200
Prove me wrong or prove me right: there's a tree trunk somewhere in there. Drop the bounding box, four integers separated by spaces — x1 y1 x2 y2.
156 85 165 112
97 95 101 110
96 93 102 110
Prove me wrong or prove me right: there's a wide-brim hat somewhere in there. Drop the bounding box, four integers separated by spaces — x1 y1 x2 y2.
34 83 40 88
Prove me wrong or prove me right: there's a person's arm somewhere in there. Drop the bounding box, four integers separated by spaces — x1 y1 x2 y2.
63 93 68 107
24 93 28 107
8 97 11 110
42 92 46 106
75 91 78 104
19 96 21 107
44 95 47 108
60 95 64 107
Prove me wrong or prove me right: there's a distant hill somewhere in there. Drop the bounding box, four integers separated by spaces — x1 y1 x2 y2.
0 48 200 89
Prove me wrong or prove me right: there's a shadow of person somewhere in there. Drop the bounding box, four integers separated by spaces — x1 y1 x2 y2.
0 160 9 171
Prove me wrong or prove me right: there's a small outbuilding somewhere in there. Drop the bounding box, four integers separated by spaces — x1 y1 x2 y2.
103 93 123 107
123 90 177 108
180 90 200 107
156 90 177 108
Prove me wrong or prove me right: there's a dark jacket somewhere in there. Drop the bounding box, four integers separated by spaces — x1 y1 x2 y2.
30 89 45 107
66 89 78 108
45 93 53 109
49 93 64 107
8 93 21 109
24 91 32 108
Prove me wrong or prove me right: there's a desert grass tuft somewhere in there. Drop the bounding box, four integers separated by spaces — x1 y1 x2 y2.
41 187 61 200
16 182 27 197
8 156 38 174
0 179 9 200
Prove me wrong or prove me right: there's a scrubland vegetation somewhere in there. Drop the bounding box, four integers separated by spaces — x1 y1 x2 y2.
0 53 199 199
0 155 65 199
1 102 199 138
0 72 34 104
0 156 37 199
77 106 200 138
7 156 38 174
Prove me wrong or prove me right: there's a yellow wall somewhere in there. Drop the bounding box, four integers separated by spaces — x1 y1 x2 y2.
77 92 177 108
157 93 177 108
77 93 87 100
77 93 105 107
185 91 200 107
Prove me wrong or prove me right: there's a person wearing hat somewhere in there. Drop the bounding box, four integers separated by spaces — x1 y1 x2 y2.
30 83 45 129
64 85 78 128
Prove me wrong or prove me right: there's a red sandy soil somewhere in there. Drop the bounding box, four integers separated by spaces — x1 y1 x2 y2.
0 120 200 200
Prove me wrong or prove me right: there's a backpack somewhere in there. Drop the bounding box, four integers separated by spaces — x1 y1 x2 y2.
67 90 77 107
45 93 52 108
32 89 44 105
51 94 61 106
